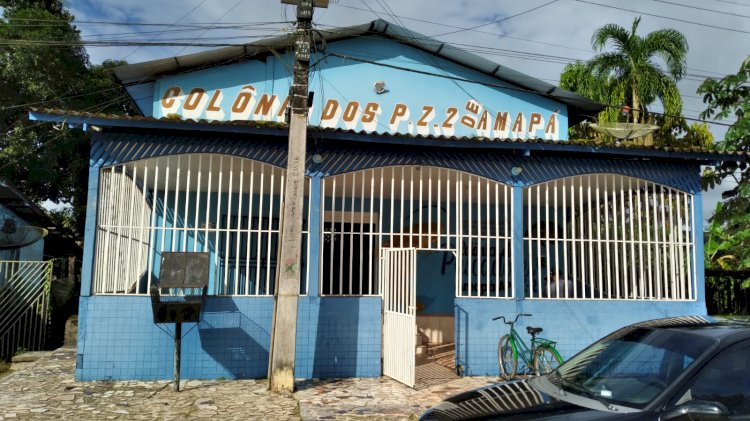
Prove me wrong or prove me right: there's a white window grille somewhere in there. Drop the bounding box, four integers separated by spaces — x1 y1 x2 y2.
524 174 694 300
321 166 513 298
93 153 310 296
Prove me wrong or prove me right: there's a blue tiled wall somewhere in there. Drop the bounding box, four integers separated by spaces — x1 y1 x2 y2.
76 295 274 381
296 296 382 379
77 294 381 381
455 298 706 376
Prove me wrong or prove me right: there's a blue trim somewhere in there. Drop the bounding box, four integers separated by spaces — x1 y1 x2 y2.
693 191 706 309
28 110 736 163
307 176 322 297
314 147 701 193
80 166 100 297
90 133 288 169
512 186 525 302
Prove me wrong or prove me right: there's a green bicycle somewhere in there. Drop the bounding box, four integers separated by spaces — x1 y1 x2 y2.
494 313 563 380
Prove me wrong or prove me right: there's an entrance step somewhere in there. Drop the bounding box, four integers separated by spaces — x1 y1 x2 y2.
415 345 430 366
419 342 455 373
415 362 459 390
427 342 454 358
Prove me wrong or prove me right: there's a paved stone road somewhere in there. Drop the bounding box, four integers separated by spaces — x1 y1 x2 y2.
0 348 496 420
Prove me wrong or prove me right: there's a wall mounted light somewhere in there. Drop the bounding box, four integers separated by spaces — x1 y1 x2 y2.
374 81 386 94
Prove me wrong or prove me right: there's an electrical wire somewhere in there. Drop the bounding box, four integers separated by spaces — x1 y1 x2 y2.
647 0 750 19
426 0 561 37
120 0 211 60
173 0 247 56
3 17 293 27
573 0 750 35
318 51 737 127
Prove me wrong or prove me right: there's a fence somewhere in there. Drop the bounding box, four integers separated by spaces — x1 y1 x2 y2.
705 275 750 315
0 260 53 360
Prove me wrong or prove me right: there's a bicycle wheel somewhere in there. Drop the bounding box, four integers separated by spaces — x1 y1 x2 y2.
533 345 563 376
498 334 517 381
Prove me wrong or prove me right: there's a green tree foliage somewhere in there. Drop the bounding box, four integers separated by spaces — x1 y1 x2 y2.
701 56 750 281
560 61 625 142
561 17 690 144
0 0 134 238
588 17 687 125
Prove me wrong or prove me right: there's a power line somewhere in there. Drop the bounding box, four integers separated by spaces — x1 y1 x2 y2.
73 27 289 40
320 51 737 127
121 0 211 61
4 17 293 27
333 3 595 53
427 0 561 37
0 86 123 111
714 0 750 7
173 0 247 56
647 0 750 19
573 0 750 35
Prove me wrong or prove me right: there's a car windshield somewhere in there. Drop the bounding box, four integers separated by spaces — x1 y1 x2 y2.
554 327 716 409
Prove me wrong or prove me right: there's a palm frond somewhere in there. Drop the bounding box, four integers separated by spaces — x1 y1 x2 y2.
587 52 630 79
591 23 630 52
642 29 688 80
656 73 683 119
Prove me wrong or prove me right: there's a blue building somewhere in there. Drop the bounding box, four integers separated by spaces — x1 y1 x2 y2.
31 20 733 386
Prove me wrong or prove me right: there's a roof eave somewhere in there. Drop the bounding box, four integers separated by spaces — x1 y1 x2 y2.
28 109 738 164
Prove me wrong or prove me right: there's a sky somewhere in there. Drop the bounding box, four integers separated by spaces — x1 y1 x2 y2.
66 0 750 224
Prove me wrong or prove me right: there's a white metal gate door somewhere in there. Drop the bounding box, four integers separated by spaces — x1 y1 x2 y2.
381 247 417 387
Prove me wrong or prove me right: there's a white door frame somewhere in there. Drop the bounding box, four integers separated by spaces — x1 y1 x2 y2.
381 247 417 387
381 247 457 387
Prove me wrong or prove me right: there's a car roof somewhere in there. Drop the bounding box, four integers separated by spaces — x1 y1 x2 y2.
605 316 750 342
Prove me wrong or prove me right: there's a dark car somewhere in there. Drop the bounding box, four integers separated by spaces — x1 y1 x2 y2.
421 316 750 420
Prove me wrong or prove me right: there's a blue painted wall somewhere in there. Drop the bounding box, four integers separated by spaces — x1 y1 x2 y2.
76 296 273 381
454 298 707 376
296 296 382 379
76 295 381 381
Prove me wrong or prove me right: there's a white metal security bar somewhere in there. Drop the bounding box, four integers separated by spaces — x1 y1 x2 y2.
93 154 310 296
524 174 694 301
0 260 52 359
381 247 417 387
321 166 513 298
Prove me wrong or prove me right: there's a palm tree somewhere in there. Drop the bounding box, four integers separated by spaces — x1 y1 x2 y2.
587 17 688 126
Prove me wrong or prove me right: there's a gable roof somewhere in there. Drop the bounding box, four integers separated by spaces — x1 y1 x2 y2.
113 19 604 125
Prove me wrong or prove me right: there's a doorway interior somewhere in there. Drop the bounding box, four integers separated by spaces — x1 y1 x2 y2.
381 247 457 389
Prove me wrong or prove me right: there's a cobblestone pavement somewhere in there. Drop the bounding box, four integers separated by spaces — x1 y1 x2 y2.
0 348 497 420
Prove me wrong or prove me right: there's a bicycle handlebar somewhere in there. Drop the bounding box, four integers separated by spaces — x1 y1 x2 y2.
492 313 532 325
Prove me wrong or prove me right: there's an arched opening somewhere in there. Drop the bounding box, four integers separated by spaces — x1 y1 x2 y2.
321 165 512 386
523 174 695 300
93 153 311 296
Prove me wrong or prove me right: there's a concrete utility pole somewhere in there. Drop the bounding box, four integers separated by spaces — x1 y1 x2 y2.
269 0 325 393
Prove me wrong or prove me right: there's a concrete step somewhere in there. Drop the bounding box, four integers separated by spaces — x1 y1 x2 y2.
11 351 52 363
427 342 454 357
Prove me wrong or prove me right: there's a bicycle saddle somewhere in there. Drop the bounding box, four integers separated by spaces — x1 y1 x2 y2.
527 326 543 335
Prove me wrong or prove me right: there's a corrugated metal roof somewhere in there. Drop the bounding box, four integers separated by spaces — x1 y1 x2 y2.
29 108 746 163
112 19 604 124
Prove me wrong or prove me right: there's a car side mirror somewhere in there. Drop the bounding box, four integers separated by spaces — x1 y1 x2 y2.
661 400 731 421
